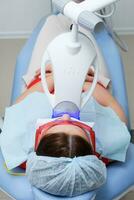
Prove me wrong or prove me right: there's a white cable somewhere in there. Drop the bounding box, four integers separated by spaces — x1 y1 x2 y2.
95 3 116 18
80 32 101 108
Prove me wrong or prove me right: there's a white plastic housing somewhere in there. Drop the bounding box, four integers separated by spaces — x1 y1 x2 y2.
41 31 98 109
64 0 118 23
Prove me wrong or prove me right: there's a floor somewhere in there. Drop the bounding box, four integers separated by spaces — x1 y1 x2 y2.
0 190 13 200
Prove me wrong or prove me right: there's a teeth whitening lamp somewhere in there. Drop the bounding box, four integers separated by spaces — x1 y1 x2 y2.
41 0 118 119
41 22 99 119
1 0 134 200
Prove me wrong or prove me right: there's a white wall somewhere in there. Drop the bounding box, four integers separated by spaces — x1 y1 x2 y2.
112 0 134 34
0 0 134 38
0 0 51 38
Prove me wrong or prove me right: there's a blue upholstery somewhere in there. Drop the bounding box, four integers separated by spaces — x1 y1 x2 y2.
0 150 95 200
96 143 134 200
0 14 134 200
0 150 33 200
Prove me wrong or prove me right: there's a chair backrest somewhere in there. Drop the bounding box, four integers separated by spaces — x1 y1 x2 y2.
11 17 47 103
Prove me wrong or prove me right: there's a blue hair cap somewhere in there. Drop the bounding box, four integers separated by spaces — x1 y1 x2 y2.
26 152 107 197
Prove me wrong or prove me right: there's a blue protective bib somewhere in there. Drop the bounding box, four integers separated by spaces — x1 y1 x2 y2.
1 92 130 169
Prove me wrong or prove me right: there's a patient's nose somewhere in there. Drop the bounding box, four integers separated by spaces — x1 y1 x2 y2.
61 114 71 120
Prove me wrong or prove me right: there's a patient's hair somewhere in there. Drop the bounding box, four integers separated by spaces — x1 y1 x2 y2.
36 132 93 157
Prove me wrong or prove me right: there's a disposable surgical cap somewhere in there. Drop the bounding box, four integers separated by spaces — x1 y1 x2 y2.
26 152 107 197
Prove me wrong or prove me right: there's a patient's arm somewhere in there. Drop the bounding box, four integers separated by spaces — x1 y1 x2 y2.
83 81 128 124
15 73 53 104
15 81 43 104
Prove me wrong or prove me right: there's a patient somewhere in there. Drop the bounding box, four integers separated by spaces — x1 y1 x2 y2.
0 0 130 196
15 64 129 160
1 64 130 197
16 65 130 196
1 1 130 197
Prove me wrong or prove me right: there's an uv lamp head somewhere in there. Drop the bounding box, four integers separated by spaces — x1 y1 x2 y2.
52 101 80 119
41 30 99 111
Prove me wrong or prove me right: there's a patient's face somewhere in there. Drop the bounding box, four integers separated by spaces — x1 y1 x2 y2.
45 114 90 143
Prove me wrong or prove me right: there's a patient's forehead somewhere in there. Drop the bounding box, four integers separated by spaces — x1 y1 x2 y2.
45 124 90 143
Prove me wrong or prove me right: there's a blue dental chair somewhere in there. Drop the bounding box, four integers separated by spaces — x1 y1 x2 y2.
0 7 134 200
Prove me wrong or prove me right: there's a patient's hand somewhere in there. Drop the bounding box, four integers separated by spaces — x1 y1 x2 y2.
83 67 94 92
34 64 54 93
34 64 94 93
35 63 52 77
16 64 127 124
45 66 94 93
46 73 54 93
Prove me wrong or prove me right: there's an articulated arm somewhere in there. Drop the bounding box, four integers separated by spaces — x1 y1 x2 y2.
52 0 119 22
